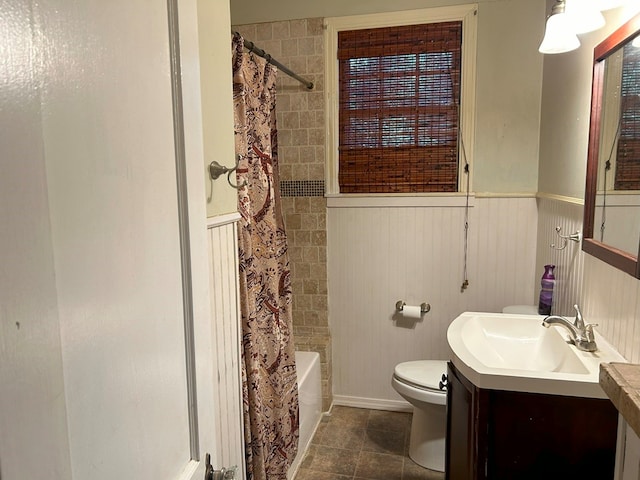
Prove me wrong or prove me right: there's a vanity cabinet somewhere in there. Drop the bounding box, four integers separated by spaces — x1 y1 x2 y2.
445 361 619 480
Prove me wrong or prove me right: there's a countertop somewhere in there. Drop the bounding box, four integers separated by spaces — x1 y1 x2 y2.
599 362 640 437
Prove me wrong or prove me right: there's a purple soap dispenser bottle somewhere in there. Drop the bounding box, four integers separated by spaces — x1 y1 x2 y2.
538 264 556 315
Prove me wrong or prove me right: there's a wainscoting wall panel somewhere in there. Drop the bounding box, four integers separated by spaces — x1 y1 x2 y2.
467 196 539 312
536 196 640 363
327 196 538 407
582 256 640 363
535 196 585 317
207 215 245 474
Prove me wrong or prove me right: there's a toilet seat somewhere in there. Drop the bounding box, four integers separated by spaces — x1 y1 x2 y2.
392 360 447 406
394 360 448 391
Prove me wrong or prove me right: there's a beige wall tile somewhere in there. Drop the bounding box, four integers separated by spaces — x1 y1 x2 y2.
307 18 323 36
281 38 298 56
299 37 316 56
285 213 302 230
290 19 307 38
292 129 309 146
256 22 272 40
281 111 300 129
272 21 290 39
292 159 311 177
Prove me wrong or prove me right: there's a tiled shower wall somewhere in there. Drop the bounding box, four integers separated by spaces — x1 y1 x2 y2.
233 19 331 409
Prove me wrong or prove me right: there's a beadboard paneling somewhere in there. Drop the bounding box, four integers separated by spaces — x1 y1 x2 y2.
328 197 537 403
535 197 585 317
536 196 640 363
207 221 245 474
582 256 640 363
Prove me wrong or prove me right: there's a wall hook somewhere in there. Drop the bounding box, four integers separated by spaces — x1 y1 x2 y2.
209 155 247 189
551 226 582 250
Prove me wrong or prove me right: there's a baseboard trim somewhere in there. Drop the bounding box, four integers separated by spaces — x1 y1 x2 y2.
331 395 413 413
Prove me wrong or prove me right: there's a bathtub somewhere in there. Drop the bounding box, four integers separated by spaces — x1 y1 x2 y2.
288 351 322 480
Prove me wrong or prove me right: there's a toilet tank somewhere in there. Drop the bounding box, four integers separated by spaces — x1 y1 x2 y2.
502 305 540 315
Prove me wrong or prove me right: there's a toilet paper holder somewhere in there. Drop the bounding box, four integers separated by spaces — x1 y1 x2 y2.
395 300 431 314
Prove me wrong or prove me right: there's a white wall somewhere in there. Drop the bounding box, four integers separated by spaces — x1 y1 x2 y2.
473 0 544 194
207 216 245 476
535 197 585 318
199 0 239 217
328 197 538 405
594 195 640 254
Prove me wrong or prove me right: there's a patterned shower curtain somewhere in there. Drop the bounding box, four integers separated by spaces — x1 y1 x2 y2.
232 33 299 480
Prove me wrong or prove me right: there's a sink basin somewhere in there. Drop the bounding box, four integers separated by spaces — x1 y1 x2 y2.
447 312 627 398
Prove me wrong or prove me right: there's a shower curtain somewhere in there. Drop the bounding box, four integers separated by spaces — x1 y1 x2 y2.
232 33 299 480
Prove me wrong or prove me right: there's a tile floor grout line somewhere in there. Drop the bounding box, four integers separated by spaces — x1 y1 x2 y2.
294 406 443 480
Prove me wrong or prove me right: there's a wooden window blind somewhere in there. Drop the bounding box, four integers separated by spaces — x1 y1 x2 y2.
337 22 463 193
615 42 640 190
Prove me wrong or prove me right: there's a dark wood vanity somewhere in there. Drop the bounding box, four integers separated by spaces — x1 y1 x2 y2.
445 361 619 480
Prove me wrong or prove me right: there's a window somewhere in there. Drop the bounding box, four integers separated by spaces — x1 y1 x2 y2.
338 23 462 193
325 6 477 196
615 42 640 190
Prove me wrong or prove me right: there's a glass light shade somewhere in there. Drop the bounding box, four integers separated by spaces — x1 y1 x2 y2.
539 12 581 54
566 0 605 34
633 36 640 48
597 0 625 10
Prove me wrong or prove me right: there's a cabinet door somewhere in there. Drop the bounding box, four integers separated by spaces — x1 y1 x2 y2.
446 362 474 480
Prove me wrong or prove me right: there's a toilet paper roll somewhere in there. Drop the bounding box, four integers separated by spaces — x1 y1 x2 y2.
402 305 422 319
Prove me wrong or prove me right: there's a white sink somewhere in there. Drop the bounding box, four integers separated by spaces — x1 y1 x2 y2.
447 312 626 398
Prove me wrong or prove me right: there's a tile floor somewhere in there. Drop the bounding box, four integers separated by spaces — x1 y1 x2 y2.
294 406 445 480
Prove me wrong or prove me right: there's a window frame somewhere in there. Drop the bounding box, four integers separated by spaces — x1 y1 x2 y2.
324 5 478 197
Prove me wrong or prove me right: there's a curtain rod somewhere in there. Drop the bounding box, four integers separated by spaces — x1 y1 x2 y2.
233 32 314 90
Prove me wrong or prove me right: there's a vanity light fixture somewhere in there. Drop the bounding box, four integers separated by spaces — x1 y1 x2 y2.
598 0 626 10
539 0 581 54
540 0 630 54
633 35 640 48
566 0 605 34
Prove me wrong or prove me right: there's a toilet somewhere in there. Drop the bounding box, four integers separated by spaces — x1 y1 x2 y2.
392 306 541 472
391 360 448 472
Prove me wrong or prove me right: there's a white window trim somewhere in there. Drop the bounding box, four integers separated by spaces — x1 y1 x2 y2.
324 4 478 200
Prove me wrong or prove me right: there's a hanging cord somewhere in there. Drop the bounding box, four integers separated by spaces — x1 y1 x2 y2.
600 119 621 242
450 65 470 293
459 112 470 293
600 161 610 242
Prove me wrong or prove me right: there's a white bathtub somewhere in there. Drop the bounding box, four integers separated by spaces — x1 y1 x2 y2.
287 351 322 480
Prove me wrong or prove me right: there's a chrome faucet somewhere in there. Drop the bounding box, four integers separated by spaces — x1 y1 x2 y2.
542 304 598 352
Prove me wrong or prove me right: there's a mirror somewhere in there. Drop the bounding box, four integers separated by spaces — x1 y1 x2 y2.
583 12 640 278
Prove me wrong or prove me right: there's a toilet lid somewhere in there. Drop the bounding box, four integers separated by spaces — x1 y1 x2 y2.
394 360 448 391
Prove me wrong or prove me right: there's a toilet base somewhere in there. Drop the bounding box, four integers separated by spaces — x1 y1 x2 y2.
408 402 446 472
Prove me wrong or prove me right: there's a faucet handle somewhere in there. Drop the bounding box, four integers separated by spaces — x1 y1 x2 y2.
584 323 598 342
573 304 585 329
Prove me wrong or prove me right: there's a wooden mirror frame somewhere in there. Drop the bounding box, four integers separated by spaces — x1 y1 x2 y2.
583 12 640 278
